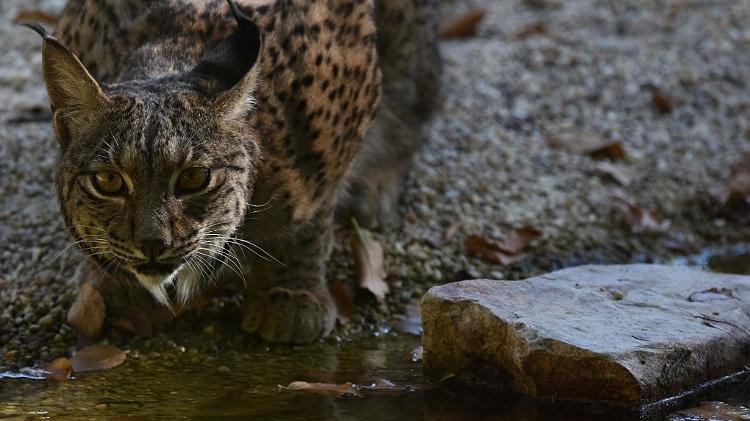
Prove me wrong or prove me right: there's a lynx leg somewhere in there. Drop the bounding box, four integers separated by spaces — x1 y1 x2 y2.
240 215 337 344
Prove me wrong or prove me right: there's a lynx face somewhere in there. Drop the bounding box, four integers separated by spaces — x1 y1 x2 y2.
29 8 262 304
59 87 257 305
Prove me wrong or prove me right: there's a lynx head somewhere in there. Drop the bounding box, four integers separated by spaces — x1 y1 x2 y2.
28 4 262 306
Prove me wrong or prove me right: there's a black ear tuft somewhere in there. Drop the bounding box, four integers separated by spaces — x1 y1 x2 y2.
22 22 50 39
226 0 243 22
190 1 262 94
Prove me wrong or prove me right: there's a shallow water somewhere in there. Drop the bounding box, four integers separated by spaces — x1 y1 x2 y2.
2 333 748 420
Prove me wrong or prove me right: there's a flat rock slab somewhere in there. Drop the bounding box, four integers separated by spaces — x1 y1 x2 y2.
422 264 750 411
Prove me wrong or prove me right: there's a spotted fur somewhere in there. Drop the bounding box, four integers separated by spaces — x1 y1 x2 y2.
38 0 440 343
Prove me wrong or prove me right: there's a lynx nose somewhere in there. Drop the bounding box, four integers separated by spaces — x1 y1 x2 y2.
140 238 168 260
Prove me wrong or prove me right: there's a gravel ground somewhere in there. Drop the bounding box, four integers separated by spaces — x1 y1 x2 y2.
2 0 750 370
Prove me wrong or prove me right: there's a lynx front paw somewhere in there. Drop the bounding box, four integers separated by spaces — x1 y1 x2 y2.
241 286 336 344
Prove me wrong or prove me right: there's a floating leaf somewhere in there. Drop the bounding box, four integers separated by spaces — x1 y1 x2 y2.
549 131 626 160
14 9 60 25
596 162 637 186
439 10 486 39
67 282 105 338
678 401 750 421
351 220 389 302
70 344 126 373
40 357 72 381
611 193 670 234
282 381 360 398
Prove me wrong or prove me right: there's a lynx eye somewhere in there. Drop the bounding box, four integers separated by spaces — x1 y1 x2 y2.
177 167 210 194
92 171 125 195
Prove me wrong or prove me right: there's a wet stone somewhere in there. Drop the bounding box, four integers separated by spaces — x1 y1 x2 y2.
422 264 750 412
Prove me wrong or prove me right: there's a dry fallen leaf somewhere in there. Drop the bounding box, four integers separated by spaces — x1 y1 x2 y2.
498 227 542 255
40 357 72 381
612 194 670 234
710 153 750 220
465 228 541 266
596 162 637 186
549 131 626 160
523 0 562 9
678 401 750 421
330 281 355 326
351 222 389 302
7 104 51 124
283 381 360 398
67 282 105 338
14 9 60 25
465 235 523 265
515 21 547 39
651 89 674 114
423 221 462 249
70 344 126 373
439 10 486 39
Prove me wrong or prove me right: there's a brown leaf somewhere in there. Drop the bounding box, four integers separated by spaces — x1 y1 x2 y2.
423 222 461 249
611 194 670 234
67 282 105 338
678 401 750 421
439 10 486 39
499 227 543 255
351 226 389 302
515 21 547 39
107 306 153 337
464 227 541 265
596 162 637 186
523 0 562 9
7 104 51 124
549 131 626 160
711 153 750 219
283 381 360 398
40 357 72 381
651 90 674 114
70 344 126 373
330 281 355 326
14 9 60 25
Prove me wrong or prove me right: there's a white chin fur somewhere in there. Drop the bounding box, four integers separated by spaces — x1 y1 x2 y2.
135 272 177 307
134 265 201 307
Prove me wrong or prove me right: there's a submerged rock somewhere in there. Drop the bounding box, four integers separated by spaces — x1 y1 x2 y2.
422 264 750 412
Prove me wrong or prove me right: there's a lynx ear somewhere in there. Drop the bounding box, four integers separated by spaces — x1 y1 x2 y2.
24 23 110 149
190 0 262 124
